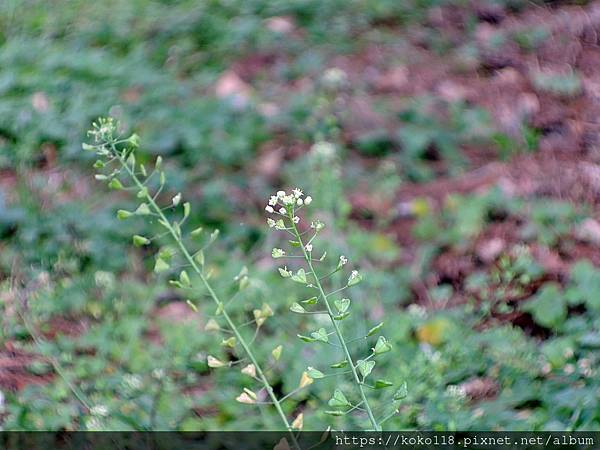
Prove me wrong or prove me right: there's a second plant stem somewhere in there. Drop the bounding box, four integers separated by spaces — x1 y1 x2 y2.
117 153 299 447
290 215 381 431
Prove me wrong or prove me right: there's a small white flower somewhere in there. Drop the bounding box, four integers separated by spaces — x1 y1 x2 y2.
310 220 324 231
407 304 426 318
297 198 303 206
277 190 286 198
265 205 274 213
267 218 276 228
283 195 295 206
86 416 104 431
311 141 336 159
339 255 348 266
90 405 109 417
272 248 286 258
152 368 165 379
446 385 466 399
293 188 303 198
293 216 300 223
322 67 348 87
269 196 278 206
304 196 312 205
279 207 287 215
305 244 313 252
123 374 143 390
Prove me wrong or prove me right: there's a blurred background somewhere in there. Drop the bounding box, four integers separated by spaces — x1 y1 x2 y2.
1 0 600 431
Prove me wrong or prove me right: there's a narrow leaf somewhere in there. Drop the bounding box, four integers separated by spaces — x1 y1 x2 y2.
306 367 324 379
367 322 384 337
394 382 408 400
290 302 305 314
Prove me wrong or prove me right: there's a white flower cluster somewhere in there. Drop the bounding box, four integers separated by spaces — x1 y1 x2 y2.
322 67 348 89
272 248 285 258
90 404 109 417
446 385 467 399
87 117 117 144
265 189 312 227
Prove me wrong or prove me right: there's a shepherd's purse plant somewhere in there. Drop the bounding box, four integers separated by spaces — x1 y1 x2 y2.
84 117 406 436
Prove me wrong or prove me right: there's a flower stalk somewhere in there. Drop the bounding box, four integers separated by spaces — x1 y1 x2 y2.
84 118 299 447
288 213 381 431
265 188 402 431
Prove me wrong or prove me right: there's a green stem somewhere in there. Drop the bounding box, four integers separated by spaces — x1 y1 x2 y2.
116 152 299 447
289 216 381 431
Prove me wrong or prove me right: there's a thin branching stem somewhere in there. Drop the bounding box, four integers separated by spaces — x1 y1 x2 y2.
113 148 300 447
289 215 381 431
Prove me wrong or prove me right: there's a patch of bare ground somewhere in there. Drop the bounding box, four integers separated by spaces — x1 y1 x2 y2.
0 344 54 391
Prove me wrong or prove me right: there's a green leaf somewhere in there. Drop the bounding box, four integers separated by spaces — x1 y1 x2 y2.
117 209 132 220
136 186 148 198
302 296 318 305
310 328 329 343
154 257 170 273
334 298 350 313
135 203 151 215
82 143 95 151
374 379 394 389
570 260 600 310
367 322 384 337
290 302 305 314
291 268 307 284
272 345 283 360
209 229 220 243
334 312 350 321
191 226 203 236
324 410 346 416
306 367 324 379
297 334 316 343
128 133 140 148
195 250 205 266
373 336 392 355
328 389 350 407
108 178 123 190
357 360 375 379
521 283 566 329
330 360 348 369
132 235 150 247
221 337 236 348
179 270 191 287
288 240 301 247
393 382 408 400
